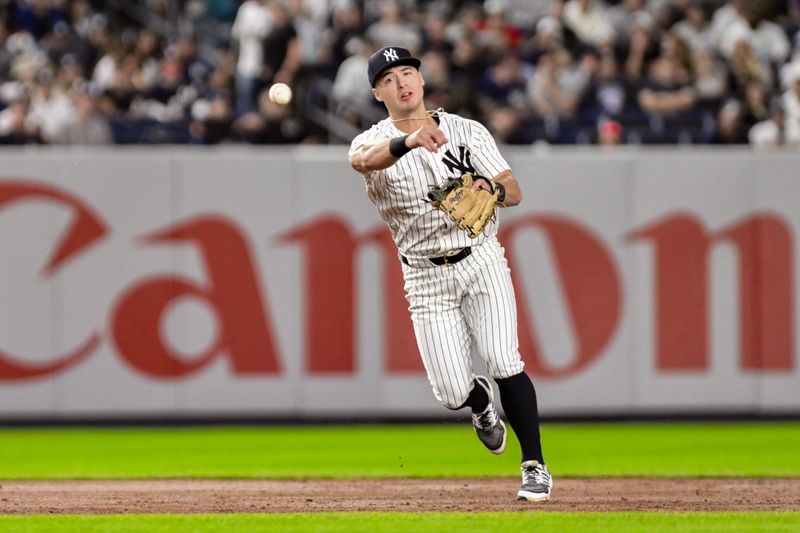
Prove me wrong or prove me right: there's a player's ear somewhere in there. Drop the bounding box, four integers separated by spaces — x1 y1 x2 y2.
372 88 382 102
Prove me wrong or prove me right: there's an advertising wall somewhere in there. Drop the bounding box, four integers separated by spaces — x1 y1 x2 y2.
0 147 797 419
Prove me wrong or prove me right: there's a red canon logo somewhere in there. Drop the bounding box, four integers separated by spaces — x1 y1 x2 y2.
0 180 795 381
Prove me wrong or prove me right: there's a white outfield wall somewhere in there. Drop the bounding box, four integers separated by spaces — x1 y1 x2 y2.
0 146 797 419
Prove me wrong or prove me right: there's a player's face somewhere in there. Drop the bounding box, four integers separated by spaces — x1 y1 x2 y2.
373 66 425 113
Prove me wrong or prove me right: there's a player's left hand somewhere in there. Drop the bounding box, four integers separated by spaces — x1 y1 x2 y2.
427 173 499 239
470 176 495 193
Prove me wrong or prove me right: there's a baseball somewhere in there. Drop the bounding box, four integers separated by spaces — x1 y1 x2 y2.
268 83 292 105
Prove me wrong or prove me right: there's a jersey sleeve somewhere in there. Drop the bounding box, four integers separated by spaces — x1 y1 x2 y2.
469 121 511 179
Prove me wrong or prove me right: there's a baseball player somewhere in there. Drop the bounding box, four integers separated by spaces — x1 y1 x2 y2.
348 46 552 502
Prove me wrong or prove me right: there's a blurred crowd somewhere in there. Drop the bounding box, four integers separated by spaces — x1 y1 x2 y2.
1 0 799 147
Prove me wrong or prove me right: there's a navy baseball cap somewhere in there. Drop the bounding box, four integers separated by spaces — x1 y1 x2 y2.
368 46 421 87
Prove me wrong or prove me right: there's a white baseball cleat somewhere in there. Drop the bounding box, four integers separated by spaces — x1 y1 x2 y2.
517 460 553 502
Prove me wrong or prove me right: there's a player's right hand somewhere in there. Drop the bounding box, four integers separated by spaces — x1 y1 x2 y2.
407 125 449 153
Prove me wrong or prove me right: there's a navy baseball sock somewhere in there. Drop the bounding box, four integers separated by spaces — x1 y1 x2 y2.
495 371 545 464
459 378 490 413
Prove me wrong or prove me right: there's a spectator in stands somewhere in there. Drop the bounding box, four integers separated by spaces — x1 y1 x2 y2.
1 0 800 148
659 30 692 77
521 15 565 65
749 96 789 147
128 53 188 123
365 0 420 52
128 29 161 92
287 0 326 69
562 0 615 49
637 53 698 142
581 51 631 122
262 0 301 87
76 13 110 80
476 0 524 58
727 39 772 93
145 53 185 105
420 9 453 56
55 53 85 91
232 85 306 143
448 34 485 115
419 49 454 112
782 69 800 143
52 87 112 144
672 1 714 54
92 36 126 91
708 0 735 44
487 104 534 144
607 0 646 43
0 25 11 77
6 30 47 85
70 0 97 40
206 0 241 24
788 1 800 35
478 53 529 112
506 0 559 33
528 47 592 121
637 56 696 118
0 93 40 143
202 48 236 98
231 0 270 113
332 37 377 122
170 34 202 86
597 118 623 145
779 38 800 91
740 80 771 130
450 32 485 82
692 46 728 107
320 1 364 78
40 20 73 65
707 98 748 144
13 0 68 41
717 1 790 66
623 10 659 80
27 67 74 142
101 62 135 115
189 89 234 144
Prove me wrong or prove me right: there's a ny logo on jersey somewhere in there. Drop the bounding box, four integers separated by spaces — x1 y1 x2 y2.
383 48 399 62
442 145 476 175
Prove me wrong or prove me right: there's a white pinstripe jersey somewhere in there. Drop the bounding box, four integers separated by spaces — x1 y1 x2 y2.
349 111 511 258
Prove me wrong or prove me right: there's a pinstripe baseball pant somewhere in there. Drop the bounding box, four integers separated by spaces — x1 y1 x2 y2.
401 236 525 409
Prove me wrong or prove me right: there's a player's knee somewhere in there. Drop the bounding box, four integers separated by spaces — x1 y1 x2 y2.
440 389 470 410
441 398 464 410
431 380 472 410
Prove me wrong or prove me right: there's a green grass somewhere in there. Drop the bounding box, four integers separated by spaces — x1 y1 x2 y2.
1 512 799 532
0 422 798 479
2 424 796 530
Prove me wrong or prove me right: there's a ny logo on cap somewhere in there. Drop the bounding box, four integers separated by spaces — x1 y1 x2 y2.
383 48 399 62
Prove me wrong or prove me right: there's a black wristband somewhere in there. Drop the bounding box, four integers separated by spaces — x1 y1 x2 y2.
495 181 506 203
389 135 411 158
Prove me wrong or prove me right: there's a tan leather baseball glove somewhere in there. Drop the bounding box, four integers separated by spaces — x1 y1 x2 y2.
427 173 500 239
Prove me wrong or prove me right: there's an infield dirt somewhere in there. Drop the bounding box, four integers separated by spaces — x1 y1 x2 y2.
1 478 799 514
